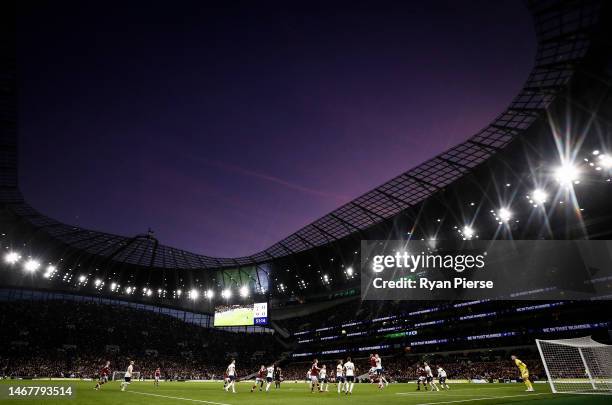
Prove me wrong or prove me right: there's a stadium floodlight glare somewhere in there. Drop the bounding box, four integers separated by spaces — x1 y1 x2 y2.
346 267 354 276
554 162 580 185
125 287 132 294
78 275 86 283
239 286 249 297
4 251 21 264
146 289 152 297
94 279 102 287
205 289 214 299
498 208 512 223
598 154 612 168
532 188 548 205
189 289 199 300
23 259 41 273
110 282 117 291
221 288 231 299
463 226 475 239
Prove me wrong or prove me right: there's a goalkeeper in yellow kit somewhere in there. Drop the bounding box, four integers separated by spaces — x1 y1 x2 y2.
511 355 534 392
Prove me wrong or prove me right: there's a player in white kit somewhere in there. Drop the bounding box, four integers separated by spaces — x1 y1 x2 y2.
374 354 389 388
424 362 439 391
437 366 449 390
120 361 134 392
336 360 345 393
319 365 329 392
265 364 274 392
225 359 237 393
343 357 356 395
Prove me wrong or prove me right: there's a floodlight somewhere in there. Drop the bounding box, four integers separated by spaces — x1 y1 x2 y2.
4 251 21 264
95 279 102 287
346 267 354 276
205 289 214 299
221 288 231 299
189 289 199 300
598 154 612 168
24 259 41 272
532 189 548 204
78 275 86 283
554 163 580 185
463 226 475 239
146 289 152 297
239 286 249 297
498 208 512 222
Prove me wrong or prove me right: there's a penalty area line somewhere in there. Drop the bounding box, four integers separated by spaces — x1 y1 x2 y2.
414 392 550 405
127 390 232 405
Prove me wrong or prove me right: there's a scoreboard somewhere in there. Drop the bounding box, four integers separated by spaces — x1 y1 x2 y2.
214 302 269 327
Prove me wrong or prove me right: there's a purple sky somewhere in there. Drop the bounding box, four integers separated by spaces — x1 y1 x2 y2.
17 1 535 257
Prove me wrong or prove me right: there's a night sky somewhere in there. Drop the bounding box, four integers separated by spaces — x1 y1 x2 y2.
17 0 535 257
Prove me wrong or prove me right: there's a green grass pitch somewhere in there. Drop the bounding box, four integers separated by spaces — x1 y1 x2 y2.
1 380 611 405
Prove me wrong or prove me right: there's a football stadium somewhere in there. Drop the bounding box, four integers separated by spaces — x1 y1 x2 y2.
1 0 612 404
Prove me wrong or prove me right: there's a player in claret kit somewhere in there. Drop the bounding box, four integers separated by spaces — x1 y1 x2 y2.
369 353 377 375
251 365 266 392
154 367 161 387
336 360 345 394
94 361 110 390
309 359 321 393
511 355 534 392
416 363 428 391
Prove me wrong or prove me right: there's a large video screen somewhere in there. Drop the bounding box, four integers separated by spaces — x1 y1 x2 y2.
213 302 268 327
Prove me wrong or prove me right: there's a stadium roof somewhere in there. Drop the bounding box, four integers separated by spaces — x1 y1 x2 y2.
0 0 605 271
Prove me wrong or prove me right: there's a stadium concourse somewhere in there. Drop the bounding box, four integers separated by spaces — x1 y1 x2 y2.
2 0 612 404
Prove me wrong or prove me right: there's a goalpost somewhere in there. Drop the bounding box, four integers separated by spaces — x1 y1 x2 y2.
111 371 141 381
536 336 612 394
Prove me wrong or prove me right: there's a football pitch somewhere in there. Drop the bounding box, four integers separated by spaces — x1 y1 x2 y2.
1 381 611 405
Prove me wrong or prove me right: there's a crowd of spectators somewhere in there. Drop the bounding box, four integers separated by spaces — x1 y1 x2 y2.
0 300 277 379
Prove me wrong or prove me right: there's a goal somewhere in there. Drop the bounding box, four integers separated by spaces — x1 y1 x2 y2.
111 371 141 381
536 336 612 394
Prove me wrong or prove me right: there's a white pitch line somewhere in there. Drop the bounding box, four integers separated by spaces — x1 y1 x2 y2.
127 390 232 405
414 392 550 405
397 392 491 396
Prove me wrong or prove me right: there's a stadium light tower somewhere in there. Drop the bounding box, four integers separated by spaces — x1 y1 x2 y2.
23 259 41 273
239 286 249 297
4 251 21 264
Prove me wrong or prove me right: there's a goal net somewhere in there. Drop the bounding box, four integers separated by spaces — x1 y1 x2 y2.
111 371 141 381
536 336 612 394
